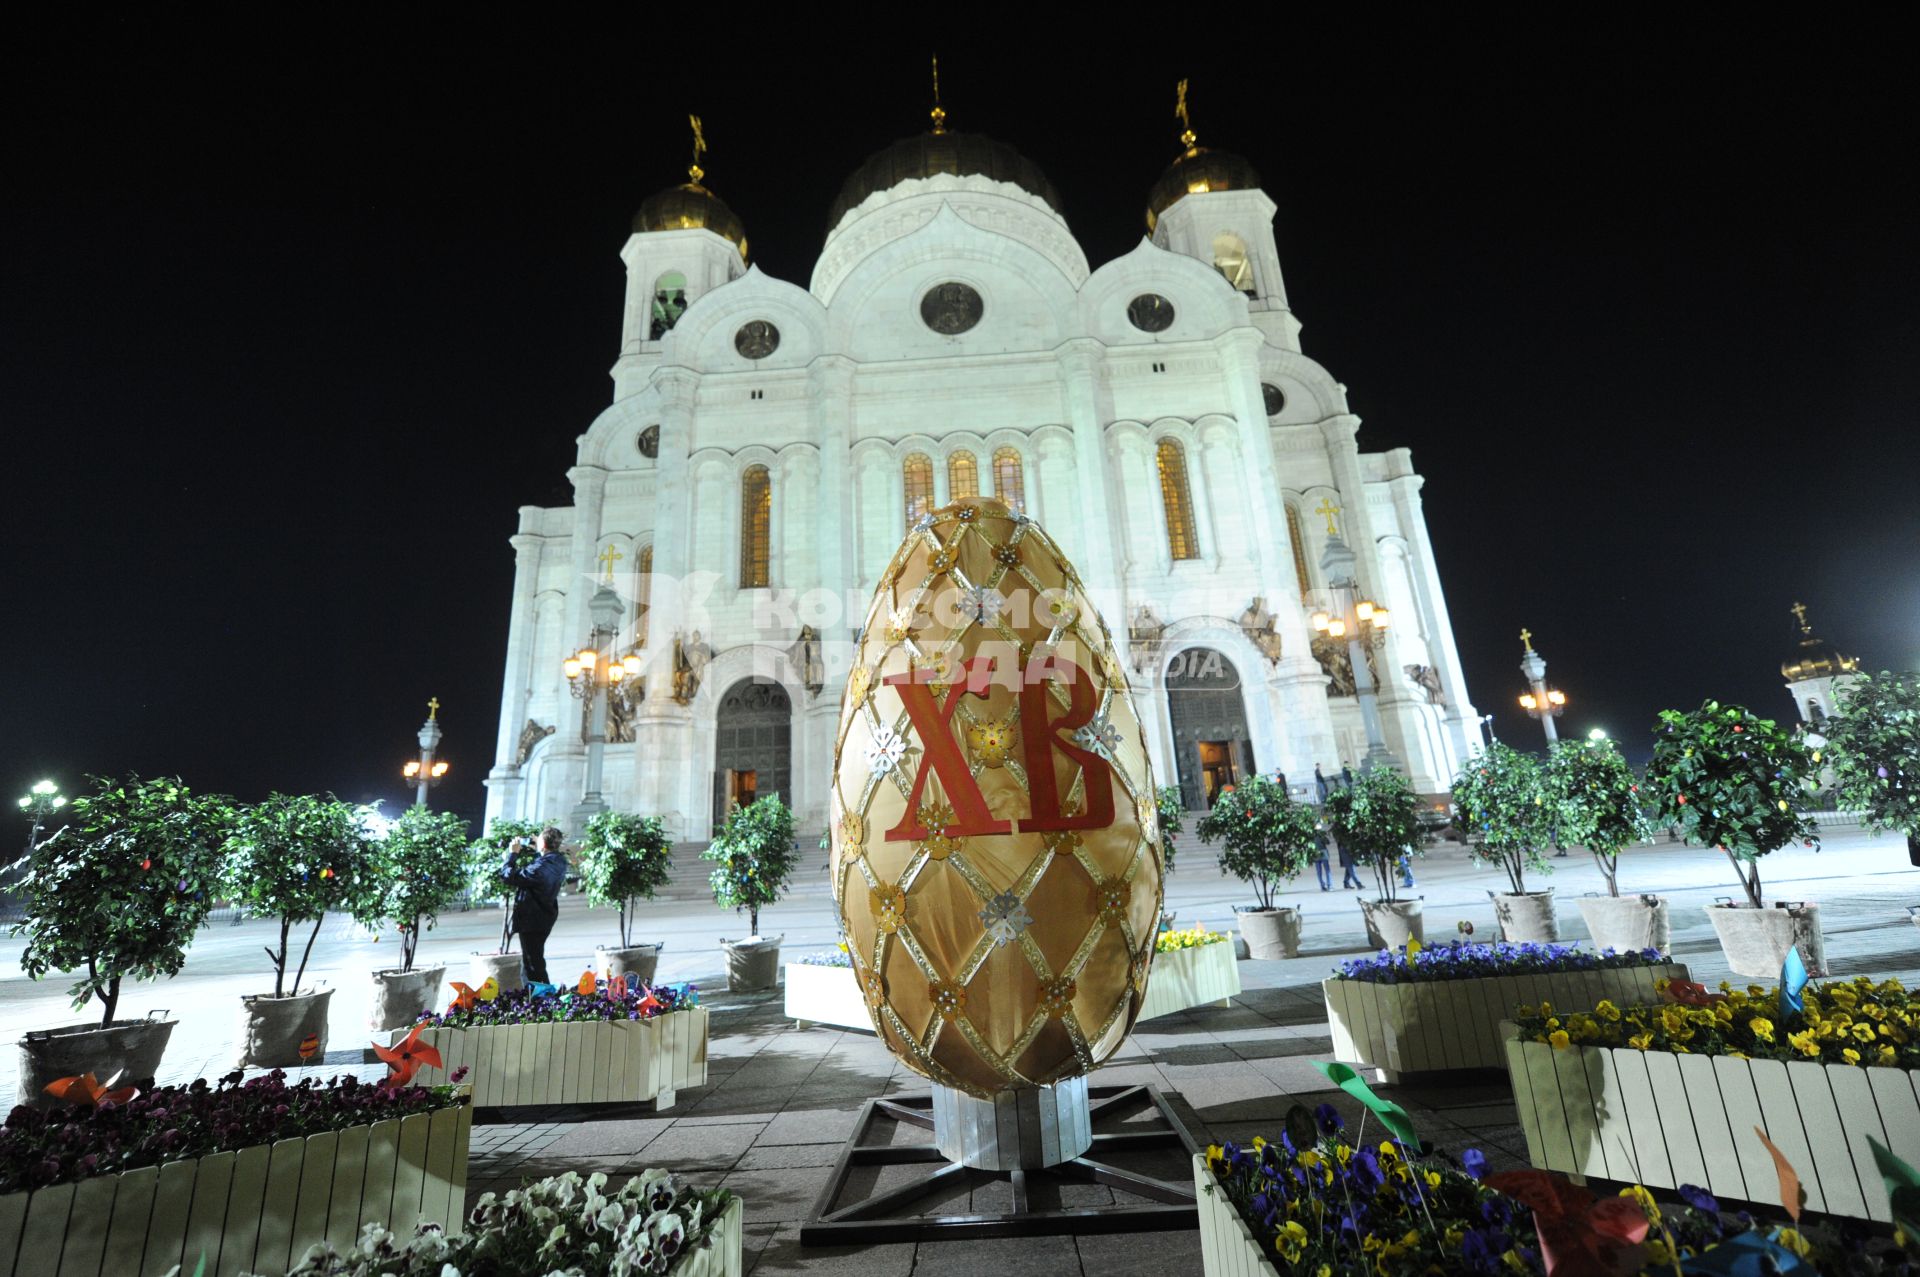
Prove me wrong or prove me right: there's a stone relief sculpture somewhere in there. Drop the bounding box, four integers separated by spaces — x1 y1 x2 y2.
1239 597 1283 665
672 631 712 705
1405 663 1447 706
789 625 826 698
515 719 556 766
1129 605 1164 673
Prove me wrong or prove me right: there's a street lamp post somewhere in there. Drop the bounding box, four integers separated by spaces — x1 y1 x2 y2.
402 699 450 807
1516 628 1567 744
565 581 643 826
1313 531 1401 773
16 779 66 857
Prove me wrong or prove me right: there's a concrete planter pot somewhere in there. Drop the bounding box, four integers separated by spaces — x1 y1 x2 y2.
783 963 870 1031
1139 941 1241 1020
369 964 447 1031
1358 898 1424 949
1492 890 1559 943
394 1008 708 1111
1576 895 1670 953
721 935 783 992
594 943 661 986
1705 902 1826 978
1506 1029 1914 1223
16 1018 176 1109
0 1097 471 1277
237 987 333 1068
1327 961 1688 1083
1234 907 1301 960
469 951 526 993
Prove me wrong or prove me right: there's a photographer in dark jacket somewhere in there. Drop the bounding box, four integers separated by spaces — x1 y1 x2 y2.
503 825 568 985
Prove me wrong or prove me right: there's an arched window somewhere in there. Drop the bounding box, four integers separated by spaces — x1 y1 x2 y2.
1156 439 1200 561
1286 505 1311 598
650 271 688 339
903 453 934 526
635 543 654 647
1211 232 1254 294
992 447 1025 514
740 465 771 587
948 450 979 501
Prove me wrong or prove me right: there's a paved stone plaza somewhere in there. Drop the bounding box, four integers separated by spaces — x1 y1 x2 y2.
3 825 1916 1274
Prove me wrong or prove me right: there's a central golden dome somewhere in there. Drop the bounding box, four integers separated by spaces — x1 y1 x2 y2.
1781 604 1859 682
1146 144 1263 232
633 179 748 260
827 131 1064 237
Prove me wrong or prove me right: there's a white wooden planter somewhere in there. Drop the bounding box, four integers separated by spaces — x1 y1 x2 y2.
395 1008 708 1110
680 1194 745 1277
783 964 872 1032
1325 961 1688 1082
1193 1153 1274 1277
1506 1030 1920 1224
0 1100 470 1277
1140 942 1242 1021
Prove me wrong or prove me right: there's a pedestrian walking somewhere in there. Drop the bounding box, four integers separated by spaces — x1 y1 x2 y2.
1314 764 1330 803
1337 836 1363 889
1313 825 1332 890
503 825 568 986
1340 762 1355 789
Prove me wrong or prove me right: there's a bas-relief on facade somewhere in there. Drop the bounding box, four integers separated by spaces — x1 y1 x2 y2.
485 126 1483 837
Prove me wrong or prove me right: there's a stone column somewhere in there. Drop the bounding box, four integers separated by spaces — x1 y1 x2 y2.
633 370 698 835
1057 341 1122 607
1320 414 1416 761
487 516 547 822
1386 469 1478 768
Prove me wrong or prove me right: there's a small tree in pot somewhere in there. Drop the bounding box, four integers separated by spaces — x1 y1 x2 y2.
1196 775 1316 959
704 795 798 991
223 793 372 1064
9 774 233 1101
1819 671 1920 870
1545 738 1664 950
1643 700 1820 977
579 810 674 984
1451 742 1559 941
1323 768 1428 949
357 805 471 1026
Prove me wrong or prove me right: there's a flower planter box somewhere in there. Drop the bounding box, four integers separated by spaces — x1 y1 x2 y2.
394 1008 708 1110
1324 961 1688 1083
1193 1152 1274 1276
0 1100 470 1277
1505 1029 1920 1224
1140 942 1241 1021
783 964 872 1032
681 1193 744 1277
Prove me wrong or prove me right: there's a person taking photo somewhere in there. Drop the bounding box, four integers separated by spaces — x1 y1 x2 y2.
503 825 568 985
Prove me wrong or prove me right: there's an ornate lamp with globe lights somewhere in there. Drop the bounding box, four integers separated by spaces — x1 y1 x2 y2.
1310 508 1400 772
1516 628 1567 744
402 700 451 807
564 547 644 824
16 779 65 856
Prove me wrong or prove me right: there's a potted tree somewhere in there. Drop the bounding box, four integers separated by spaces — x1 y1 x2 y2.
223 792 372 1065
1196 775 1316 959
1449 742 1558 942
579 810 675 984
703 795 798 992
1154 784 1185 929
463 817 549 993
1644 700 1822 976
1544 737 1664 950
1323 768 1428 948
1820 671 1920 874
358 805 471 1027
9 774 232 1103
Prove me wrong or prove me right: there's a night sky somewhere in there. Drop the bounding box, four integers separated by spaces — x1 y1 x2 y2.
5 19 1915 827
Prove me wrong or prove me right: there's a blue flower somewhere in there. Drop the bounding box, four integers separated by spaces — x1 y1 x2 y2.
1678 1184 1719 1212
1461 1147 1488 1181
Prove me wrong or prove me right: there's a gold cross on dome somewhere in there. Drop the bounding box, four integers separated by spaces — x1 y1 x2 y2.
427 697 440 721
1519 628 1534 653
596 544 624 581
688 114 707 183
1175 78 1197 151
1313 497 1341 536
1790 601 1810 632
930 55 946 134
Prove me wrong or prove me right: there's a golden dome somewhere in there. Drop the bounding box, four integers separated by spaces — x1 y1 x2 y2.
633 179 748 260
1145 145 1263 231
1781 603 1860 682
827 131 1063 237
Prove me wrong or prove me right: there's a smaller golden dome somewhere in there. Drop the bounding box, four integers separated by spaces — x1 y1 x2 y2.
1146 146 1263 232
1781 603 1860 682
633 178 748 260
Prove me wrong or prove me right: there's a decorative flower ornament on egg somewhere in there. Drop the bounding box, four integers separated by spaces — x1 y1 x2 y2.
831 498 1162 1098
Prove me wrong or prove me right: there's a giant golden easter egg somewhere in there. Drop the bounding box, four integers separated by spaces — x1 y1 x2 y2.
831 498 1162 1098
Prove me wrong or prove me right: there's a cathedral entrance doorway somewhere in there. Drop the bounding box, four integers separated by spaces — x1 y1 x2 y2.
1166 647 1255 811
712 679 791 828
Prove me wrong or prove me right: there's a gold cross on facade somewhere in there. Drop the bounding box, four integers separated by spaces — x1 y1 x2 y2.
688 114 707 183
427 696 440 721
597 544 624 581
1313 497 1341 536
1519 628 1534 653
1790 601 1810 632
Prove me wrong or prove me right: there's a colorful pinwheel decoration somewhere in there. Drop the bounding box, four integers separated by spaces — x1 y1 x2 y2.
372 1022 443 1086
448 976 499 1012
44 1070 140 1107
577 970 597 996
1484 1170 1650 1277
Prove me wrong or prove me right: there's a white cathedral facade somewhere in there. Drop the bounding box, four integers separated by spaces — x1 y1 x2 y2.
484 116 1482 838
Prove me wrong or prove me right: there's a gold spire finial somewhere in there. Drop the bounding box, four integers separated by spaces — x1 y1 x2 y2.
427 696 440 721
1175 78 1198 154
1519 627 1535 653
1790 601 1810 633
930 55 946 134
687 114 707 185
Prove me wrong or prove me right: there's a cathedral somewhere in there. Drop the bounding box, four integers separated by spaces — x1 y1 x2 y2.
484 96 1482 838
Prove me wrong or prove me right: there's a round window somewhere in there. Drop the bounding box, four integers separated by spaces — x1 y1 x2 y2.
734 320 780 360
920 282 984 335
1126 293 1175 333
638 424 660 458
1262 383 1286 417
